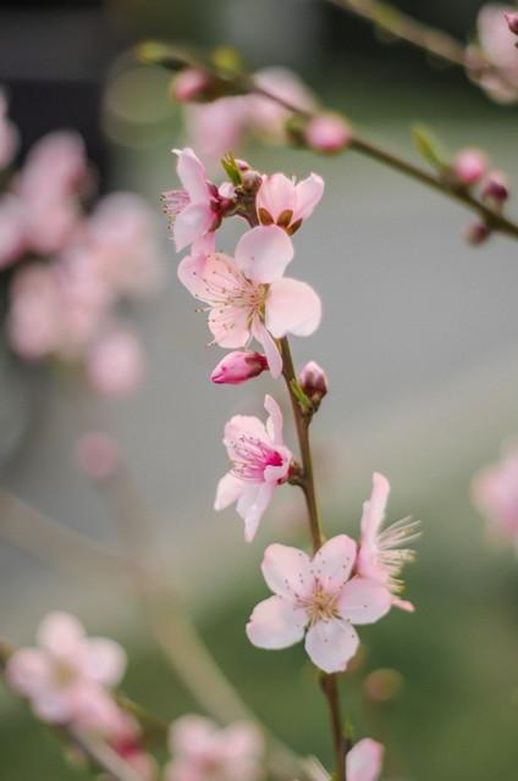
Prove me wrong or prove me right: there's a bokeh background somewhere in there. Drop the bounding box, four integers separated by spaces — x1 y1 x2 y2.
1 1 518 779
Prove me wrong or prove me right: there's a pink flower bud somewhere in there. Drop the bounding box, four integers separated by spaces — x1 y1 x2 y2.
452 148 487 186
504 11 518 36
304 113 352 153
170 67 211 103
481 170 510 204
75 432 120 481
299 360 328 405
210 351 268 385
465 221 491 245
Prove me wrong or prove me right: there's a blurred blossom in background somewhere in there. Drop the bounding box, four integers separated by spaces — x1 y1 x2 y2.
1 2 518 780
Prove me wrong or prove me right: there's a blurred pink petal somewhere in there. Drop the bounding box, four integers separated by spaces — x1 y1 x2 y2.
86 329 145 398
346 738 384 781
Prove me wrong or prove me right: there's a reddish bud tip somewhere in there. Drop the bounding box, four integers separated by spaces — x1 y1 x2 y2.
299 360 328 405
505 11 518 35
481 170 510 205
304 113 352 154
451 148 487 186
171 67 212 103
210 351 268 385
465 221 491 245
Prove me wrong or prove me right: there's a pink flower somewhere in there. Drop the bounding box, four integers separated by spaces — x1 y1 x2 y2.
6 611 126 724
248 67 316 140
0 88 19 170
172 67 212 103
165 714 263 781
215 395 294 542
86 328 144 398
356 473 419 613
246 536 391 673
255 172 324 236
304 113 353 154
472 448 518 547
210 351 269 385
177 234 321 378
452 148 488 186
474 5 518 102
346 738 384 781
184 97 249 166
163 147 228 251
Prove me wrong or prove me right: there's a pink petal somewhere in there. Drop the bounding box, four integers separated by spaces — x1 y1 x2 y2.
176 235 217 297
392 597 415 613
174 147 210 203
246 595 307 649
261 543 313 599
32 688 76 724
311 534 357 593
294 173 325 221
360 472 390 539
214 472 244 511
224 414 268 452
169 714 217 756
236 483 275 541
256 173 296 221
264 394 284 445
83 638 127 687
346 738 384 781
36 611 85 657
222 722 263 760
234 225 294 283
337 576 392 625
304 618 359 673
173 202 214 251
162 189 190 219
251 318 283 378
265 277 321 338
5 649 52 697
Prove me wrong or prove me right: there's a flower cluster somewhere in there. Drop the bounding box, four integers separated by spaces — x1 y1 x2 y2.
165 147 418 683
0 90 164 398
469 5 518 103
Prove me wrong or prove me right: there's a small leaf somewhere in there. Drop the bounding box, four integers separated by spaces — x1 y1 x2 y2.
412 124 446 171
221 153 242 186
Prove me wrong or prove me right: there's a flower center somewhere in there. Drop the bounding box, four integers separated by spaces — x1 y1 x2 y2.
230 435 283 482
304 581 340 624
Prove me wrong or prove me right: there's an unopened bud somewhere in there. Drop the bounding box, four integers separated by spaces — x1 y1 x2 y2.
505 11 518 35
481 170 509 205
210 351 268 385
170 67 212 103
304 113 352 154
451 148 487 186
299 361 328 406
465 220 491 245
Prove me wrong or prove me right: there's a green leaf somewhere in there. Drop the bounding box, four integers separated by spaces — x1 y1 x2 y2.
220 153 242 186
412 124 446 171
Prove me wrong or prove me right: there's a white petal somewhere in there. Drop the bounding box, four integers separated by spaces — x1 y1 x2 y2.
36 611 85 657
360 472 390 539
83 638 127 686
251 318 283 378
261 543 313 599
311 535 357 593
237 483 274 542
266 277 321 338
337 576 392 625
264 394 284 445
346 738 384 781
214 472 244 511
304 618 359 673
246 595 307 649
234 225 294 283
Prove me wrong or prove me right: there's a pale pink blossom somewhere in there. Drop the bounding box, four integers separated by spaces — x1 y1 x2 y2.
172 67 212 103
75 432 120 481
184 97 249 166
215 395 294 541
0 88 19 170
304 113 352 154
177 236 321 378
210 350 268 385
356 473 419 613
452 148 488 186
163 147 228 251
246 536 391 673
6 611 126 724
86 192 164 298
248 67 317 140
471 448 518 547
86 328 144 398
346 738 384 781
255 172 324 236
473 5 518 102
165 714 263 781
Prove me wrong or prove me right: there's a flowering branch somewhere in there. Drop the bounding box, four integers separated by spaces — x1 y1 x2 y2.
138 41 518 243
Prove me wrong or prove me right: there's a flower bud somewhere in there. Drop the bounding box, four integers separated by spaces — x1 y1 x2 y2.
210 351 268 385
451 148 487 186
299 361 328 406
465 220 491 245
170 67 212 103
304 113 352 154
481 170 509 205
504 11 518 36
